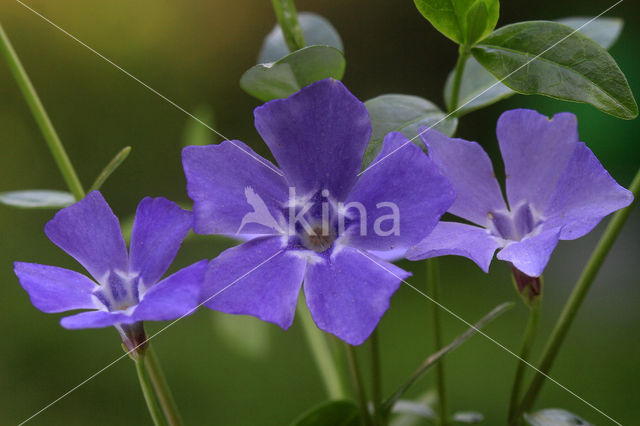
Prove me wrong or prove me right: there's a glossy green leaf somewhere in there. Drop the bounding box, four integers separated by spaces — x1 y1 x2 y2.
391 400 436 419
89 146 131 191
452 411 484 423
240 46 345 102
362 94 457 168
557 17 623 49
0 190 74 209
472 21 638 119
524 408 592 426
413 0 499 45
444 17 625 115
291 400 360 426
181 105 218 147
212 312 271 359
259 12 343 63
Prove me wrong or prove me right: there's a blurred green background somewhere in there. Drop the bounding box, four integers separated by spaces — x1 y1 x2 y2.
1 0 639 424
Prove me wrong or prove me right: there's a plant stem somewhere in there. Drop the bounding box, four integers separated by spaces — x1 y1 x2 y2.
0 23 85 200
370 330 383 425
144 345 184 426
427 258 448 426
507 300 540 425
345 343 373 426
298 296 348 399
270 0 306 52
448 45 470 114
517 168 640 417
135 355 167 426
383 302 513 413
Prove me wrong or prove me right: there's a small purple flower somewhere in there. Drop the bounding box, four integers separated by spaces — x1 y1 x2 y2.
14 191 207 350
407 109 633 279
182 79 455 345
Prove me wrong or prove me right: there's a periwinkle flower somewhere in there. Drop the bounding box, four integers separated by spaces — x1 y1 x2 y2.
407 109 633 287
182 79 455 345
14 191 207 351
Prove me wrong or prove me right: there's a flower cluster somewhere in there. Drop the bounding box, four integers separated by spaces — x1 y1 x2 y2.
14 79 632 347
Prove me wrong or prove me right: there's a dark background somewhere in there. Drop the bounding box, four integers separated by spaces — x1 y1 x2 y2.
1 0 638 424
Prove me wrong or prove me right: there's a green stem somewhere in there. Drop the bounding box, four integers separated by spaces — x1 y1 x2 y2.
517 168 640 417
370 330 383 425
298 296 349 399
270 0 306 52
345 343 373 426
427 258 448 426
135 355 167 426
144 345 184 426
507 300 540 425
0 23 85 200
448 45 470 114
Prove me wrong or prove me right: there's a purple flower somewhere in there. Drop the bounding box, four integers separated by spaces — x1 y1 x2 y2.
182 79 455 345
14 191 207 349
407 109 633 278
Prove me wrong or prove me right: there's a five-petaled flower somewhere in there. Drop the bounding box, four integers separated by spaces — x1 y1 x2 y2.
407 109 633 284
14 191 207 351
183 78 456 345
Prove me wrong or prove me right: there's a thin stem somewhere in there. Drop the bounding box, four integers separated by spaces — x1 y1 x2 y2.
0 23 85 200
383 302 513 413
427 258 448 426
345 343 373 426
135 355 167 426
298 295 349 399
270 0 306 52
507 300 540 425
517 168 640 417
448 45 470 114
369 330 383 425
144 345 184 426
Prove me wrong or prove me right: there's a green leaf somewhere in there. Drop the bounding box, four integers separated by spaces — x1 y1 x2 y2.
524 408 592 426
0 190 75 209
472 21 638 119
362 94 457 168
89 146 131 191
291 400 360 426
444 17 625 115
212 313 271 359
413 0 499 45
259 12 343 63
181 105 218 147
557 17 623 49
443 56 512 114
452 411 484 423
240 46 345 102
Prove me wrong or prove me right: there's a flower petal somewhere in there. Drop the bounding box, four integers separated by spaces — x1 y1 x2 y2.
14 262 98 313
202 237 306 329
543 142 634 240
129 197 193 287
254 78 370 200
60 310 136 329
420 129 506 227
406 222 501 273
44 191 128 282
183 141 289 235
496 227 561 277
304 247 408 345
346 132 455 252
497 109 578 213
134 260 208 321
